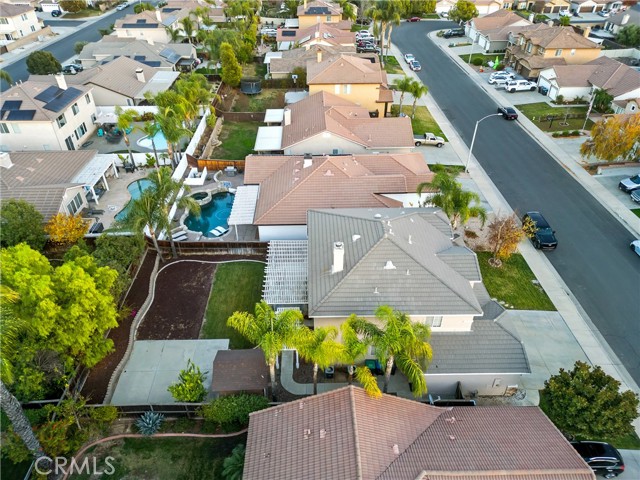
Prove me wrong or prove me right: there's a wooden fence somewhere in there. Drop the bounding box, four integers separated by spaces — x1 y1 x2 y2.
197 159 245 172
148 239 268 258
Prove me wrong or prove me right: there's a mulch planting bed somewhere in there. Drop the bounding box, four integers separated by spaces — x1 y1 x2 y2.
81 251 157 403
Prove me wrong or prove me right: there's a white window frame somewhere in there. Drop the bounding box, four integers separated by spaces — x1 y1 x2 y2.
56 113 67 128
555 49 562 57
66 192 83 215
0 123 9 134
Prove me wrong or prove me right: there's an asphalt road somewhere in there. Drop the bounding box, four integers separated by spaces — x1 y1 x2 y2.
393 21 640 385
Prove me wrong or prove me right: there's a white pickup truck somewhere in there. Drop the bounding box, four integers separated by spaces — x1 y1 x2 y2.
414 133 445 147
505 80 537 93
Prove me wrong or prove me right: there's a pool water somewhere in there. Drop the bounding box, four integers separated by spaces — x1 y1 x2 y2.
186 192 234 238
115 179 153 221
137 129 168 150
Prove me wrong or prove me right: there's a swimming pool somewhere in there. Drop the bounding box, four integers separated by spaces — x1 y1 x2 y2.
114 179 153 221
137 129 168 150
185 192 234 238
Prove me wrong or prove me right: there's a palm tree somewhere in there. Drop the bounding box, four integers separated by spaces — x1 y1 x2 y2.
137 121 160 168
0 286 49 466
222 444 245 480
165 25 184 43
179 16 195 44
347 305 432 397
298 327 344 395
381 3 401 58
337 0 356 21
154 107 190 168
416 170 487 230
0 70 13 85
339 319 381 399
227 301 304 395
122 189 166 260
393 76 413 115
115 106 138 168
367 1 402 65
409 80 429 119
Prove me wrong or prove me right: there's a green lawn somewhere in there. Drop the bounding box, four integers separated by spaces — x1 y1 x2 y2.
476 252 556 310
390 105 447 139
515 103 594 133
232 89 285 112
632 209 640 218
384 56 403 74
63 8 103 18
458 53 504 66
201 262 265 348
71 435 246 479
211 121 259 160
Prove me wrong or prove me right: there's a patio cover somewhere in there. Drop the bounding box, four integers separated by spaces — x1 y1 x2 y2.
284 18 299 28
264 52 283 65
254 126 283 151
72 153 119 204
263 240 308 306
93 110 118 125
137 70 180 99
228 185 259 239
278 41 293 51
263 109 284 124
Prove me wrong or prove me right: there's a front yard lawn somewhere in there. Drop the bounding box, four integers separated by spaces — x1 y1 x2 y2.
61 8 103 18
458 53 504 66
632 209 640 218
515 103 594 133
384 56 403 74
201 261 265 348
476 252 556 311
211 121 259 160
232 89 285 112
390 105 447 139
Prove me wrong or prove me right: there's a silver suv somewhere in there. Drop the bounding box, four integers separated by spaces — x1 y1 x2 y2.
489 73 516 85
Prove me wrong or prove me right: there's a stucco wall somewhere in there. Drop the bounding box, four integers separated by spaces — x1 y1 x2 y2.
309 83 384 113
88 85 134 107
298 14 341 29
425 372 525 397
258 224 307 241
542 47 601 65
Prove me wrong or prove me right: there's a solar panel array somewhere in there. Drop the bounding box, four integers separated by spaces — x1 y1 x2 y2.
307 6 330 14
122 23 158 28
282 30 296 37
142 61 162 67
6 110 35 120
1 100 22 111
34 85 84 113
159 48 181 63
134 55 146 62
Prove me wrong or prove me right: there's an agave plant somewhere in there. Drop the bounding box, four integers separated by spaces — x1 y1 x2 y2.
136 411 164 435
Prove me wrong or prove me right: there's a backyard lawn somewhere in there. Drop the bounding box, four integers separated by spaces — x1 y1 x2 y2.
515 103 594 133
391 105 447 139
232 89 285 112
476 252 555 311
201 261 265 348
71 435 247 479
211 122 259 160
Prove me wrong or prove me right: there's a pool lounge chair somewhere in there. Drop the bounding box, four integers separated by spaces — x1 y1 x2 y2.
172 233 188 241
209 226 228 237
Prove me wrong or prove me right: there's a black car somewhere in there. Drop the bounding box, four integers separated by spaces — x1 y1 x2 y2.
61 65 78 75
443 28 465 38
497 106 518 120
523 211 558 250
51 9 62 17
570 441 625 478
357 45 380 54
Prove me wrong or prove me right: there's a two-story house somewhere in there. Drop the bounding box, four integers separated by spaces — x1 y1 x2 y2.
569 0 622 13
307 51 393 114
264 44 357 79
505 26 601 79
530 0 572 13
113 9 180 45
0 76 97 151
297 0 351 30
0 3 42 42
604 3 640 34
466 9 533 52
437 0 505 15
276 21 355 51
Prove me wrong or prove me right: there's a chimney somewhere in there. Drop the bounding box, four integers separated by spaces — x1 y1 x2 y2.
331 242 344 274
155 9 162 22
546 20 554 27
136 68 145 82
304 0 307 9
317 48 322 63
621 14 630 25
528 13 534 22
582 26 591 38
54 74 67 90
0 152 13 169
303 153 312 168
283 108 291 126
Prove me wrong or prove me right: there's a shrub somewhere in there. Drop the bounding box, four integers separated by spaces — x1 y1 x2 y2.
168 359 208 402
562 130 570 136
555 94 565 104
472 57 484 66
136 411 164 435
571 130 580 136
552 132 561 137
200 394 269 430
89 405 119 425
0 199 46 250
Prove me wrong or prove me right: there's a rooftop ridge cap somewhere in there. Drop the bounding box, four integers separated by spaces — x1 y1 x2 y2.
349 387 364 480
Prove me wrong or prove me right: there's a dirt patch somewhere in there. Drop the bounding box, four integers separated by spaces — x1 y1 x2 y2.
136 260 216 340
291 358 354 385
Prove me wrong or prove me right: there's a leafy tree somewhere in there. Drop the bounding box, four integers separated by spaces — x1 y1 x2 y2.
417 169 487 229
291 66 307 88
347 306 432 397
581 114 640 163
134 1 154 13
393 76 413 114
59 0 85 12
168 359 208 402
541 361 639 440
227 301 304 393
0 199 46 250
616 24 640 48
92 234 144 279
449 0 478 23
559 15 570 26
220 42 242 87
26 51 61 75
222 444 245 480
200 394 269 429
74 41 88 55
592 88 614 113
283 0 299 17
0 244 119 399
486 213 526 267
45 213 88 246
409 79 428 119
298 327 344 395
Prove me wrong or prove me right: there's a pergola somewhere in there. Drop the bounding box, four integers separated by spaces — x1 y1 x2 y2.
263 240 308 307
71 154 119 205
227 185 259 240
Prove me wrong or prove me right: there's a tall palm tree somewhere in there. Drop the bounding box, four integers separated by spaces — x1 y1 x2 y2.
0 286 48 466
417 170 487 229
347 305 432 397
409 80 429 119
222 444 245 480
0 70 13 85
179 16 195 44
339 319 381 399
298 327 344 395
393 76 413 115
122 189 166 260
165 25 184 43
154 107 190 168
137 121 160 168
115 106 138 168
381 3 402 58
227 301 304 394
337 0 357 21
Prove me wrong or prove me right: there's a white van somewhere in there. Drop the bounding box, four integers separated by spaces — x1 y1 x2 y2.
356 30 373 40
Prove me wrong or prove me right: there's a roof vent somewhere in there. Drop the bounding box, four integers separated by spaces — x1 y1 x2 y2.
331 241 344 274
373 287 380 294
352 234 360 242
299 402 304 410
392 444 400 455
408 235 412 244
374 213 382 219
383 261 396 270
0 153 13 169
445 417 456 424
324 169 334 176
406 269 410 276
388 228 394 236
304 429 312 439
320 429 327 439
449 435 456 441
410 218 414 223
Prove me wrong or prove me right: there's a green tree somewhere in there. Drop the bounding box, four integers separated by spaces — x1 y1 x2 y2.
337 0 356 20
541 361 639 440
26 51 61 75
592 88 614 113
59 0 85 12
417 168 487 229
115 106 138 167
168 360 207 402
179 16 196 44
227 301 304 393
340 318 382 399
1 69 13 84
138 121 161 167
393 75 413 114
165 26 184 42
559 15 571 26
134 2 154 13
220 42 243 87
200 394 269 429
581 113 640 163
298 327 344 395
0 199 46 250
409 79 428 118
222 444 245 480
616 24 640 48
449 0 478 23
347 306 432 397
367 0 403 64
74 41 88 55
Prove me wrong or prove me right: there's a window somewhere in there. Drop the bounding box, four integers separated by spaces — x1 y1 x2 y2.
66 192 83 215
0 123 8 134
85 94 91 104
526 42 532 53
538 47 545 55
65 136 75 150
30 25 36 32
425 316 443 327
11 124 20 134
342 84 351 94
71 103 79 115
326 15 331 21
56 113 67 128
570 48 576 56
91 114 96 123
75 122 87 139
555 49 562 56
334 85 340 94
0 18 8 25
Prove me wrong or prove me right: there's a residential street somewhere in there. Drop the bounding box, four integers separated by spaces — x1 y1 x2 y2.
392 21 640 385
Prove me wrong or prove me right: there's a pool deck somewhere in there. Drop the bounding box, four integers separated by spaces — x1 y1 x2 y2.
79 122 172 155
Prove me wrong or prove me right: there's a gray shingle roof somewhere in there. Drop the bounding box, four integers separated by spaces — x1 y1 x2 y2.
308 208 483 317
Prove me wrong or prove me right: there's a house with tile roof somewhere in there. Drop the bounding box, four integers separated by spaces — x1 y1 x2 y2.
538 56 640 111
307 51 394 115
114 9 181 45
29 56 180 107
239 153 433 240
77 37 197 71
264 44 357 79
253 91 413 155
0 3 43 43
437 0 506 15
0 76 96 151
244 386 594 480
276 21 355 51
570 0 618 13
531 0 572 13
604 3 640 34
505 26 601 78
466 9 534 52
297 0 351 30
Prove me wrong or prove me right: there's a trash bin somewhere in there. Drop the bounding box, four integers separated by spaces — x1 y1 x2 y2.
365 359 377 374
324 367 334 379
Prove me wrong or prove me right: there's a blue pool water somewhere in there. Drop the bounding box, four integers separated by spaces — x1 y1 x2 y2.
185 192 234 238
137 129 168 150
114 179 153 221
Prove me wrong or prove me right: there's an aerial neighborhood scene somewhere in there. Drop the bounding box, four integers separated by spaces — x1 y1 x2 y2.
1 0 640 478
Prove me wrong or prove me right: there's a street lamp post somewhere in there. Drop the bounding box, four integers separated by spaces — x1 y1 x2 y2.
465 113 503 173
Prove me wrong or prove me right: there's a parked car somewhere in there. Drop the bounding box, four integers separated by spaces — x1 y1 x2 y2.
61 65 78 75
570 441 624 478
443 28 465 38
409 60 422 71
403 53 415 63
406 17 421 22
497 106 518 120
631 189 640 203
51 9 62 17
489 71 515 80
413 132 445 147
357 45 380 54
598 9 610 17
631 240 640 257
505 80 537 92
618 174 640 193
356 30 373 40
558 9 571 17
488 76 514 86
116 2 129 10
523 211 558 250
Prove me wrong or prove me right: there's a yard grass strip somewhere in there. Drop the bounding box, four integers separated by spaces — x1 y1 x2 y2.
211 121 260 160
390 105 447 139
